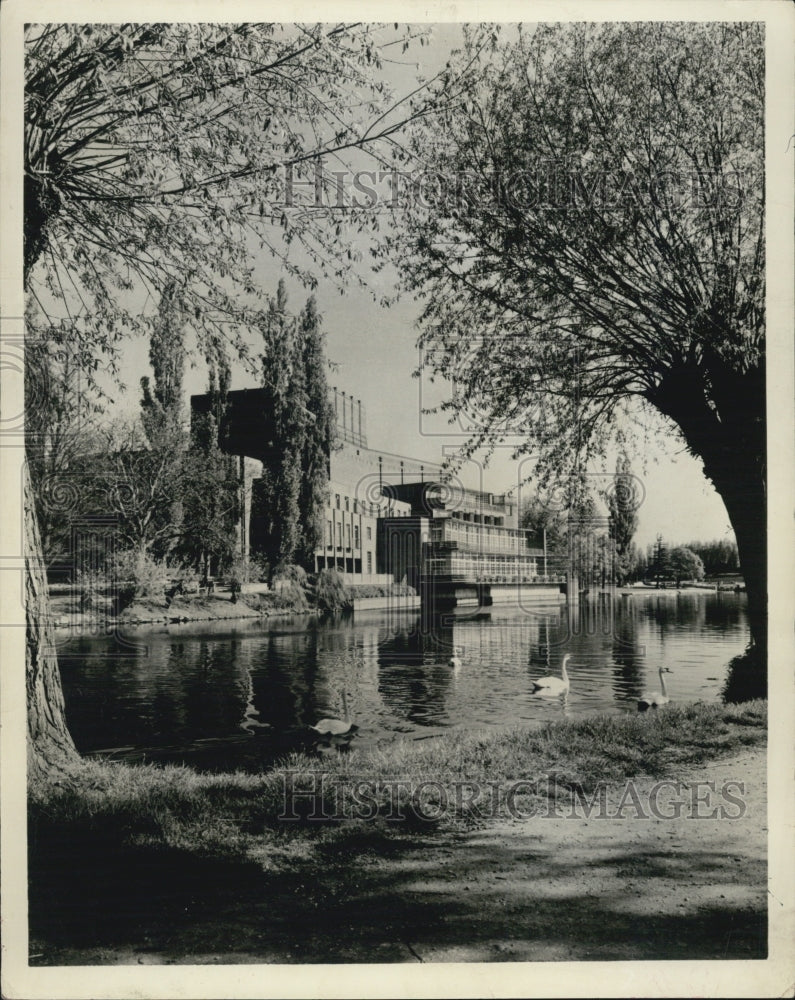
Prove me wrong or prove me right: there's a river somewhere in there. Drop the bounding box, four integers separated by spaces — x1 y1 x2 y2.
56 591 749 772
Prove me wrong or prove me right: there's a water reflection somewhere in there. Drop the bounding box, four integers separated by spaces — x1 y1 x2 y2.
57 593 751 771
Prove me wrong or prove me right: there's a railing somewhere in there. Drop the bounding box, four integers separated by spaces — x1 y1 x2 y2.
431 520 543 556
424 554 552 583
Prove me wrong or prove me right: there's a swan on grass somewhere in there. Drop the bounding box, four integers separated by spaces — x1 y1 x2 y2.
532 654 571 696
310 689 354 736
638 666 673 711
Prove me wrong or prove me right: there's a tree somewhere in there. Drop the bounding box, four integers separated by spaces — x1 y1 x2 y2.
140 282 185 446
139 283 188 557
91 418 186 556
627 542 647 582
393 23 766 656
252 284 334 575
180 410 239 582
651 534 672 588
23 23 446 777
253 280 305 574
669 546 706 587
607 455 639 585
296 295 334 568
520 487 607 586
686 538 740 576
24 316 101 568
520 496 566 575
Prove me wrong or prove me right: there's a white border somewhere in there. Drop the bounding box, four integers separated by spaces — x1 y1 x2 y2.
2 2 793 997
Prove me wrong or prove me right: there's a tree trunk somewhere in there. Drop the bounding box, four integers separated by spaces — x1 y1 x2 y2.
649 355 766 660
25 463 79 783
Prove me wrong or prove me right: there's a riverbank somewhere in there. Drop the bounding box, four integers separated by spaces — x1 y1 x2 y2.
28 700 767 964
48 587 311 631
48 583 420 632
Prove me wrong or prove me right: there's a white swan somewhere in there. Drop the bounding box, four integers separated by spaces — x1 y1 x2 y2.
638 666 673 711
532 654 571 695
448 646 463 668
310 689 353 736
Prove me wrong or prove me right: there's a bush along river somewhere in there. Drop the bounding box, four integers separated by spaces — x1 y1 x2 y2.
55 591 751 773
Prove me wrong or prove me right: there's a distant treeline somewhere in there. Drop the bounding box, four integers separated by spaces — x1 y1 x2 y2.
682 539 740 577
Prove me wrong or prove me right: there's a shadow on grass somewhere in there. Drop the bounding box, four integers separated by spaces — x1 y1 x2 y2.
29 813 767 965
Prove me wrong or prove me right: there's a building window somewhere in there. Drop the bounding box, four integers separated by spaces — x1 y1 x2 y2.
337 524 342 548
366 526 372 541
353 499 358 513
335 494 340 509
327 520 333 547
345 497 350 511
354 525 360 549
345 524 351 550
367 551 372 574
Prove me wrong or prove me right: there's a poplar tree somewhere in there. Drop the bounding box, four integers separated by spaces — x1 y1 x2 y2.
140 282 185 446
255 280 302 574
180 357 240 583
608 455 639 585
296 295 334 569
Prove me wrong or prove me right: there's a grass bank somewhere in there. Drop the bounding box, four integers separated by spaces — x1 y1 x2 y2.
30 701 766 855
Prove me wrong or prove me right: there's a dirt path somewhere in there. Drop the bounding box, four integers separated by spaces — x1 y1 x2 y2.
33 747 767 965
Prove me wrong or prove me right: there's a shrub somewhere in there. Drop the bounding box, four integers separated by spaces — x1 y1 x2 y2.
315 568 353 612
271 563 310 612
111 549 170 607
76 568 113 617
247 554 270 584
273 563 308 588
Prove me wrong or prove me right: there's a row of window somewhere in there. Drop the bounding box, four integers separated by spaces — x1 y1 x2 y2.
326 520 373 549
319 552 374 574
332 492 410 518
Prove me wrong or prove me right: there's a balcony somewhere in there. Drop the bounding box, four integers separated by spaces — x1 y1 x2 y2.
423 553 558 585
430 521 544 557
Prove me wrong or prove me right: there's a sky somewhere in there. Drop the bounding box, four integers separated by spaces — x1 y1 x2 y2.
96 22 735 550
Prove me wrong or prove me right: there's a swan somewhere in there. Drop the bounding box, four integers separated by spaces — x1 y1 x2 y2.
532 654 571 695
638 666 673 711
448 646 463 668
310 689 353 736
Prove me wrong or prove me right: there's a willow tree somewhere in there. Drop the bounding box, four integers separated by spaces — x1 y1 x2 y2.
392 23 766 656
23 21 446 778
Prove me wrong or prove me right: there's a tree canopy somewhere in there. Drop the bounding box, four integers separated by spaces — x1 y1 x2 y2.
25 22 446 376
392 22 766 650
